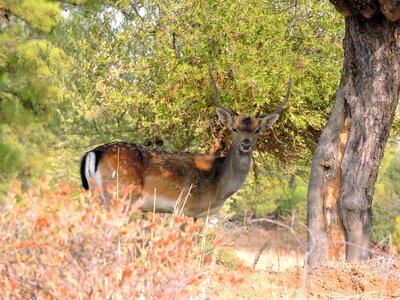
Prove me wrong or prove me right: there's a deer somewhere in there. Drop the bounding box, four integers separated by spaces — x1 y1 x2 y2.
80 65 291 218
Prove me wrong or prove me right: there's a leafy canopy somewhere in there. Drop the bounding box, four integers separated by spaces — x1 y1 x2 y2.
54 0 344 165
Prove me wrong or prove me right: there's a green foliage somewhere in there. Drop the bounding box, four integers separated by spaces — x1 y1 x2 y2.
1 39 69 109
217 247 241 270
372 142 400 243
230 159 308 219
1 0 61 32
0 137 21 182
394 216 400 251
0 0 68 191
50 1 344 179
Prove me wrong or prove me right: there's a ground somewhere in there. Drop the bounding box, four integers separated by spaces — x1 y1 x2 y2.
209 225 400 299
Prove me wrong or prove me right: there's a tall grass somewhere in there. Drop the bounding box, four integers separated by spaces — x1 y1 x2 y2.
0 179 228 299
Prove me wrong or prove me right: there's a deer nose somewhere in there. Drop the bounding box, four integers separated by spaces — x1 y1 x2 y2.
241 139 252 151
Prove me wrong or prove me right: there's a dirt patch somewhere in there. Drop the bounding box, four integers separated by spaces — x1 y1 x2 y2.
210 256 400 299
209 226 400 299
234 248 303 271
221 226 306 253
270 257 400 299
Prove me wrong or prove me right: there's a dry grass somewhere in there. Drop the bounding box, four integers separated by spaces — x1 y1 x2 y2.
0 179 246 299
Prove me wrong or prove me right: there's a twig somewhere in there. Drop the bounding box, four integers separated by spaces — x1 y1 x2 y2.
252 239 270 269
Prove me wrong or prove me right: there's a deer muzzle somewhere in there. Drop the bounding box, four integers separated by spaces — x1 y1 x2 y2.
239 139 253 152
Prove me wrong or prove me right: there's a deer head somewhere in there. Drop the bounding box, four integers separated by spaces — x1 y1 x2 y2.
208 63 291 154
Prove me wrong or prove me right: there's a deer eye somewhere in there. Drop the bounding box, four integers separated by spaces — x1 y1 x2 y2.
232 127 238 133
255 128 261 134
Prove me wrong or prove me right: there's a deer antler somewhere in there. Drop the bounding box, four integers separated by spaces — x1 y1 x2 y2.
208 63 238 115
208 62 220 108
260 76 292 117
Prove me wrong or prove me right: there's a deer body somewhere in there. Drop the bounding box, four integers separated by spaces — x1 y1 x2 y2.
81 143 248 218
80 111 278 218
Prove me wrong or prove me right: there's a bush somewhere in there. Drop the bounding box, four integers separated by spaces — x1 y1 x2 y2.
217 247 242 270
394 216 400 252
230 168 308 221
0 179 226 299
373 146 400 243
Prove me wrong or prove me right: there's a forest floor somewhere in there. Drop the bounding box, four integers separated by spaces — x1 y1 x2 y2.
208 225 400 299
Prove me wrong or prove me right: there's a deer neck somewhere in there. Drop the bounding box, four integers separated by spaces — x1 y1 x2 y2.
217 144 252 201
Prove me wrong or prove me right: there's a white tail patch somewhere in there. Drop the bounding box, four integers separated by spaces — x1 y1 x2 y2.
84 152 105 203
84 152 96 181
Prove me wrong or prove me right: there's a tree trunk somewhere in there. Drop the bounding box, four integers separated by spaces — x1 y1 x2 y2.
307 14 400 266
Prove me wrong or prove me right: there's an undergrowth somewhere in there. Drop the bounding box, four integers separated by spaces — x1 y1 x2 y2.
0 179 247 299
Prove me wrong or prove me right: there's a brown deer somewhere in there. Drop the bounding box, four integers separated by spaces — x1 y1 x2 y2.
80 66 291 218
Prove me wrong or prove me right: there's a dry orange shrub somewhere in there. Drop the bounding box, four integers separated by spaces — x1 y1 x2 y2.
0 179 227 299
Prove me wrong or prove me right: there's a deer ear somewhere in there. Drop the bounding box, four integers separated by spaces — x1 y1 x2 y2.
216 107 234 129
259 113 279 130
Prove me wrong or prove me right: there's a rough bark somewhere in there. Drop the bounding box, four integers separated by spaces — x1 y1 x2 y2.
307 14 400 265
